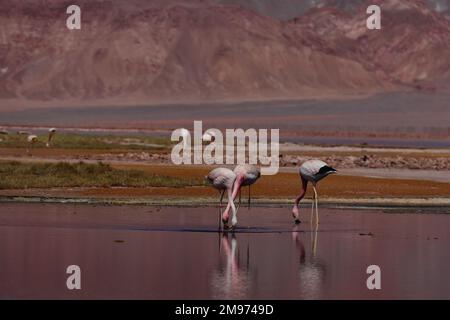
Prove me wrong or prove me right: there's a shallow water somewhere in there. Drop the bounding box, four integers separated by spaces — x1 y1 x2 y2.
0 203 449 299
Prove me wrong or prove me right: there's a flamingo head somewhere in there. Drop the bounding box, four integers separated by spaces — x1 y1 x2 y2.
292 176 308 223
231 215 238 228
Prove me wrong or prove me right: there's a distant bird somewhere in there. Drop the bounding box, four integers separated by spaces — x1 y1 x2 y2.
206 168 238 230
202 129 216 142
17 131 31 135
0 130 7 142
231 164 261 208
46 128 57 147
292 160 337 225
26 134 38 156
180 128 190 149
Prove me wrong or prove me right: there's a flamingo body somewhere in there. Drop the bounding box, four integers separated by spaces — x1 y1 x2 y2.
202 129 216 142
26 134 38 156
27 135 38 143
233 164 261 187
206 168 236 192
300 160 337 185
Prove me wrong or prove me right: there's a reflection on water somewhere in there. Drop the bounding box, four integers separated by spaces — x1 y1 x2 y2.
0 203 449 299
292 225 325 300
211 234 251 299
211 227 327 300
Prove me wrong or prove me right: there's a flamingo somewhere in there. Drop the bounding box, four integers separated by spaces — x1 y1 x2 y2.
46 128 57 147
206 168 238 230
202 129 216 142
26 134 38 156
292 160 337 225
0 130 8 142
232 164 261 208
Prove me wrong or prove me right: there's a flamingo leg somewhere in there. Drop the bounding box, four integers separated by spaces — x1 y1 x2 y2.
313 186 319 225
310 188 319 256
220 189 225 207
293 178 307 224
238 189 242 209
312 221 318 257
248 185 251 209
310 189 315 225
228 187 238 231
218 190 224 231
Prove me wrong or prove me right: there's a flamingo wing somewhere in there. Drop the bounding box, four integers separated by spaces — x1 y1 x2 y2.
300 160 336 182
206 168 236 190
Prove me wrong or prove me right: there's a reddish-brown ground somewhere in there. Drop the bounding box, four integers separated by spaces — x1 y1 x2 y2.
1 164 449 201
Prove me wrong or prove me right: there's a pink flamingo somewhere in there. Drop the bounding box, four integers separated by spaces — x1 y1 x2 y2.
206 168 238 230
218 165 260 228
292 160 337 225
231 164 261 207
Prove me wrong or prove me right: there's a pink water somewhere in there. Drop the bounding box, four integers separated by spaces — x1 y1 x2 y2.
0 203 449 299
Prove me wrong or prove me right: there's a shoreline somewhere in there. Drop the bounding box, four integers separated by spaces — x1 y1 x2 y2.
1 195 449 209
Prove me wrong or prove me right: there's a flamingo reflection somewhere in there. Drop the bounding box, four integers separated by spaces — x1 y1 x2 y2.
211 233 251 299
292 225 325 299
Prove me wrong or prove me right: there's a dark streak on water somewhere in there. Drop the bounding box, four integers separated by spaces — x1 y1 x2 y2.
0 203 449 299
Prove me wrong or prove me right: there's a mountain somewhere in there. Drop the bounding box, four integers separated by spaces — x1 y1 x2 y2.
289 0 450 89
215 0 450 20
0 0 388 105
427 0 450 18
0 0 449 106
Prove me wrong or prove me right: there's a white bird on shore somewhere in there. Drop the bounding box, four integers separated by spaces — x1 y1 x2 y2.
27 134 38 156
202 129 216 142
0 130 7 142
46 128 57 147
292 160 337 225
206 167 238 230
180 128 190 149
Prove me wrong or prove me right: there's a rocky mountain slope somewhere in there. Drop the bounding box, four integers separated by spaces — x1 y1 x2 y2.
289 0 450 89
0 0 449 106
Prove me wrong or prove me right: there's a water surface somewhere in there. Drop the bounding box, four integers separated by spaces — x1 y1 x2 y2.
0 203 449 299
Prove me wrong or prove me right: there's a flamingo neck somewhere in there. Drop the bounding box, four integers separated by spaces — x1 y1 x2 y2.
222 186 236 222
231 175 244 200
228 187 236 216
